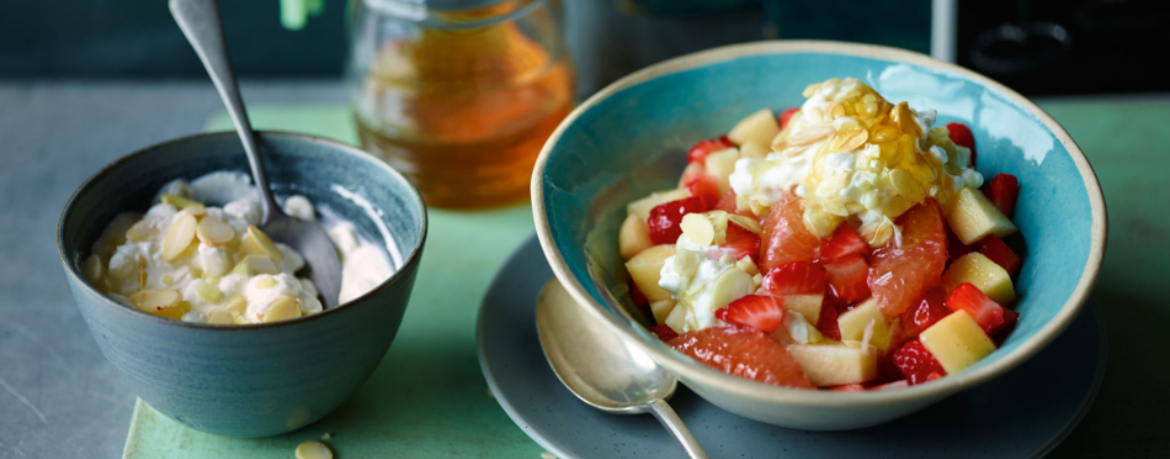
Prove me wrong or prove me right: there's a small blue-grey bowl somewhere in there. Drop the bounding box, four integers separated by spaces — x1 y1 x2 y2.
57 131 427 437
532 41 1107 430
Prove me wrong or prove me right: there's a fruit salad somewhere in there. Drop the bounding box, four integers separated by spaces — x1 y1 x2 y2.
619 78 1025 390
80 172 394 325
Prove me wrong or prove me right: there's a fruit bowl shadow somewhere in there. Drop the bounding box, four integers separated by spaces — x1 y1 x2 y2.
531 41 1106 430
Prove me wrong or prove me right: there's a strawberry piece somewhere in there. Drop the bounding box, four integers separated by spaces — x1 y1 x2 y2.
892 340 947 385
647 197 706 245
946 226 975 261
649 324 678 341
760 261 827 296
985 173 1020 217
821 223 870 262
869 200 948 317
760 191 822 272
630 282 648 306
815 295 842 341
779 108 800 130
945 122 977 167
716 295 784 333
945 283 1012 335
899 285 950 340
823 254 871 304
687 136 733 165
978 235 1021 276
669 326 813 388
683 173 722 210
711 221 762 263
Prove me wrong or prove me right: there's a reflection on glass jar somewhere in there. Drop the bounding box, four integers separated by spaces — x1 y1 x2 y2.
347 0 575 209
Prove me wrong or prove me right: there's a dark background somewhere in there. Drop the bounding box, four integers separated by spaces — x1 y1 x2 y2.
0 0 1165 97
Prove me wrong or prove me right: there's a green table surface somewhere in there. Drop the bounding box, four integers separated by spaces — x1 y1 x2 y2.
122 99 1170 458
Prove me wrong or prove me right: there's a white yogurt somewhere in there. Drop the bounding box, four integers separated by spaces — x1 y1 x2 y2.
91 172 395 324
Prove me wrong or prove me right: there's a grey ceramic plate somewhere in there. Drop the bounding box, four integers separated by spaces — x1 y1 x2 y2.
477 235 1106 459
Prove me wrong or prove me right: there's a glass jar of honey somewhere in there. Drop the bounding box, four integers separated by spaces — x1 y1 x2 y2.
346 0 575 208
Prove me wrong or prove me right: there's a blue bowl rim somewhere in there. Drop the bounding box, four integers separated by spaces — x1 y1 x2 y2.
531 40 1108 406
57 130 429 331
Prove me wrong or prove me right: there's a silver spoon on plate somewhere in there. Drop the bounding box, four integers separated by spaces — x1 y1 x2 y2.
169 0 343 309
536 279 709 459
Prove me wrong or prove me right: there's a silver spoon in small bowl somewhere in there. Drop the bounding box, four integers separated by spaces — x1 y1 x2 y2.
536 279 709 459
169 0 342 309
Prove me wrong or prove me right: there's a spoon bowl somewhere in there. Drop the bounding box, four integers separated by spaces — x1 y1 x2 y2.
536 279 709 458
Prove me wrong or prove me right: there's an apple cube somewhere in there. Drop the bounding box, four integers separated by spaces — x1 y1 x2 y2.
942 252 1016 304
738 140 769 159
650 299 677 325
728 108 781 146
619 213 653 260
945 187 1018 245
787 342 878 387
704 148 739 194
781 293 823 325
627 188 692 222
919 310 996 374
624 245 677 302
837 298 894 352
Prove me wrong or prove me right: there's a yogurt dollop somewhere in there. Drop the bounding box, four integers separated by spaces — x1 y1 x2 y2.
85 172 394 324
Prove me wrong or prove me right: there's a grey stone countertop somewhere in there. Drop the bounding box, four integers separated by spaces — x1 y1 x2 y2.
0 80 345 459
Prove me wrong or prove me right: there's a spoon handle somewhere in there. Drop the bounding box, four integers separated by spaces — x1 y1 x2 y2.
169 0 280 223
648 399 710 459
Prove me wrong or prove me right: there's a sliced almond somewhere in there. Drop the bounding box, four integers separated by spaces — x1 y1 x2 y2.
726 214 761 234
837 128 869 152
131 289 182 311
889 168 926 202
125 220 153 243
787 122 836 147
241 226 283 263
893 102 923 138
161 193 203 210
81 254 104 285
294 441 333 459
263 296 302 322
680 213 715 246
163 214 198 262
208 294 247 325
196 216 235 246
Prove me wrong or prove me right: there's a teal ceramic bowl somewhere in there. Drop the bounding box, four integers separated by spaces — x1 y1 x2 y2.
532 41 1107 430
58 131 427 437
